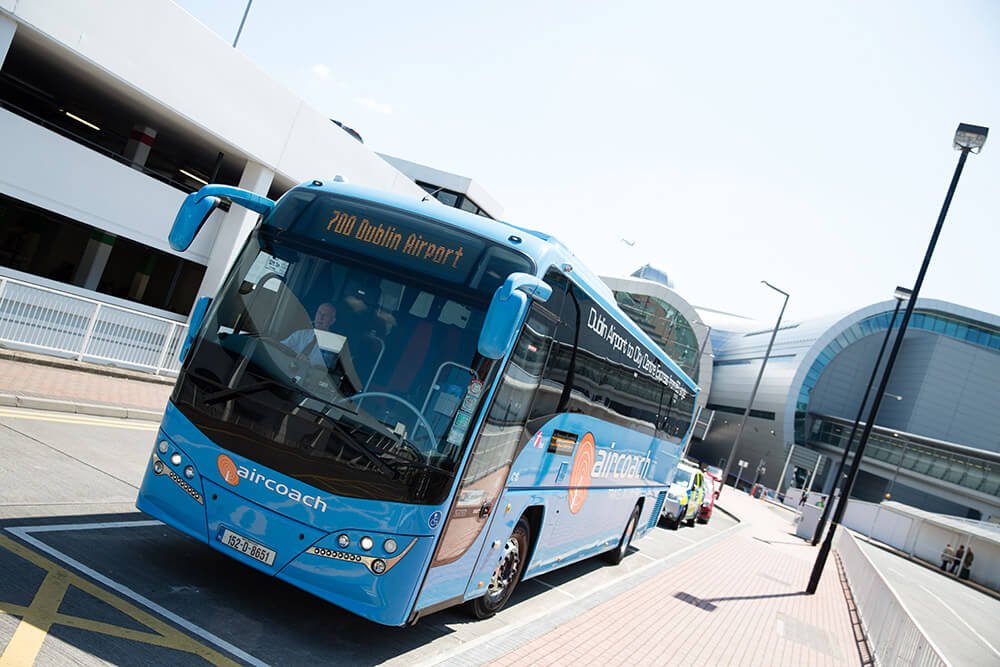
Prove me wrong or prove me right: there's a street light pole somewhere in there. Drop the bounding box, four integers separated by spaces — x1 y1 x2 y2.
718 281 789 497
867 437 910 541
807 122 988 594
233 0 254 48
810 287 910 546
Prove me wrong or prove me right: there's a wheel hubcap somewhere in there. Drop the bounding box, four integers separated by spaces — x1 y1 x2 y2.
487 536 521 602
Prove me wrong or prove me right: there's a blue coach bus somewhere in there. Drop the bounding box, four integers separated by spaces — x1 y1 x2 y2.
136 180 698 626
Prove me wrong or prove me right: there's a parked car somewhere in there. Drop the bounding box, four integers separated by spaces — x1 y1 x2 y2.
661 462 705 529
704 465 724 496
697 474 716 524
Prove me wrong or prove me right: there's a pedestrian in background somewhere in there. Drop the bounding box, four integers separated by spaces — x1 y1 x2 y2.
940 543 956 572
951 545 965 574
960 547 975 580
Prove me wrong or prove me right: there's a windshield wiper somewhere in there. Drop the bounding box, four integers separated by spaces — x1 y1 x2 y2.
313 411 400 480
190 369 400 481
203 379 286 405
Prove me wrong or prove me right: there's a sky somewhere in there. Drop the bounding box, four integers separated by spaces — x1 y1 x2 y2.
174 0 1000 323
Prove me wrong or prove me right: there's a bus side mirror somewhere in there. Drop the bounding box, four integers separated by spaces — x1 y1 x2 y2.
180 296 212 362
168 185 276 251
478 273 552 359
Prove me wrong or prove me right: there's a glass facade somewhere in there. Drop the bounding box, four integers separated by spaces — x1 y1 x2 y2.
811 417 1000 498
415 181 492 219
611 290 700 380
795 309 1000 443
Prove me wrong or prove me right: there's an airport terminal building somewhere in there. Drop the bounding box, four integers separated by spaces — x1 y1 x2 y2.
608 273 1000 521
693 300 1000 521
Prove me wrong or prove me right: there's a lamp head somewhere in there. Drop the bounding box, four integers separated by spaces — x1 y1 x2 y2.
893 286 912 301
954 123 988 153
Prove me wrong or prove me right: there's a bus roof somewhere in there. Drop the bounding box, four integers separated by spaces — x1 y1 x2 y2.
292 180 698 394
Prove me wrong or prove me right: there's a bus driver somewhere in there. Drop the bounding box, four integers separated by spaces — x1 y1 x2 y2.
282 301 336 366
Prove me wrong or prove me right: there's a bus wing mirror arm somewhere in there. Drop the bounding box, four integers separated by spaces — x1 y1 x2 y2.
168 185 276 251
179 295 212 363
478 274 552 359
497 272 552 303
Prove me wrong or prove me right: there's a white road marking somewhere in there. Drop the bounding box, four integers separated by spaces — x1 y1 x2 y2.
15 519 163 533
919 584 1000 659
6 522 269 667
531 578 576 598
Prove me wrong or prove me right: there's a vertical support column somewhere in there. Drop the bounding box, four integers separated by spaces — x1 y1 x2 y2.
777 443 794 496
128 254 156 301
0 14 16 69
196 160 274 301
805 453 822 494
124 124 157 168
72 231 117 291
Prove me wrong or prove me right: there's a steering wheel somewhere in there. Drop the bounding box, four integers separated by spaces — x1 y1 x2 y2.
334 392 437 455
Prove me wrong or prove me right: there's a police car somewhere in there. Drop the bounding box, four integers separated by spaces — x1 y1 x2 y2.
660 461 705 530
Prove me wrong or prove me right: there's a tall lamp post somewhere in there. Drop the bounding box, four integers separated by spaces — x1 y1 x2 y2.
682 321 712 458
810 286 911 546
718 281 789 497
233 0 254 47
807 122 988 594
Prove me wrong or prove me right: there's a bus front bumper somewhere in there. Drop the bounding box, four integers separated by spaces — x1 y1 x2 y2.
136 438 433 626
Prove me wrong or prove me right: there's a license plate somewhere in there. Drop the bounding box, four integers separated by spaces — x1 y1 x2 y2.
217 528 276 566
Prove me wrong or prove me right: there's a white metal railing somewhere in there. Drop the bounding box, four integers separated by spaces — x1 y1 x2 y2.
0 275 186 376
836 530 950 667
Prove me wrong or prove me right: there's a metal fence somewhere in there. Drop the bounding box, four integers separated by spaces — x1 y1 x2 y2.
0 275 186 376
836 529 950 667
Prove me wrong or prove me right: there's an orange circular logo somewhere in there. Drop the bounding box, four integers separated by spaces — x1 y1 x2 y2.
567 433 595 514
217 454 240 486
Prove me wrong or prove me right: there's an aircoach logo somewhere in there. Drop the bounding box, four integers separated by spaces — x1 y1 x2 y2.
217 455 240 486
567 433 595 514
216 454 327 512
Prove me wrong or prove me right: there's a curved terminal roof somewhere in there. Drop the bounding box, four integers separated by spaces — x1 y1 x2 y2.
701 297 1000 516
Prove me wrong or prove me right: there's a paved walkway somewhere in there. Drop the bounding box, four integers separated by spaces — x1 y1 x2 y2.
0 350 172 417
486 493 861 666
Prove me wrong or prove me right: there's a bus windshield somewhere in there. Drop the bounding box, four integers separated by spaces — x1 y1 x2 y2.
172 190 533 505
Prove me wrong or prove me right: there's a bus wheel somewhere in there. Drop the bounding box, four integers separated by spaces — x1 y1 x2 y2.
604 504 641 565
467 518 530 620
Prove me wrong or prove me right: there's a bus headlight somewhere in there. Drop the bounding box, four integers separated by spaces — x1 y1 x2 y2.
371 559 386 574
383 538 398 554
170 453 182 466
359 536 374 551
157 440 169 454
337 534 350 548
153 459 164 474
184 466 195 479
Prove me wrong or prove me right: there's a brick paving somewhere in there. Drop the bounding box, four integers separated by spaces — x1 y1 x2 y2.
0 353 173 413
487 493 860 667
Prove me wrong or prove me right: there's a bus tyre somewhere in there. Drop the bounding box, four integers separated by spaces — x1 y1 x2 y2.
467 518 530 620
604 504 641 565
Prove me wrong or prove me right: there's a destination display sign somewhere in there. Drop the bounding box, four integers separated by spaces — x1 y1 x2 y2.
282 193 485 283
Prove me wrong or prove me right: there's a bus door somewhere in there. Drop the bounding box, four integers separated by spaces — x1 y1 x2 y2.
416 305 557 611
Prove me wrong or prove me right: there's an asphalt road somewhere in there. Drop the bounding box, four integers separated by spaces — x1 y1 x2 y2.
0 407 739 666
855 538 1000 666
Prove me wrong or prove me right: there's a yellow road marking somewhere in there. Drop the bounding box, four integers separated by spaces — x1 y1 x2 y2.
0 569 69 666
0 407 158 431
0 535 239 666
